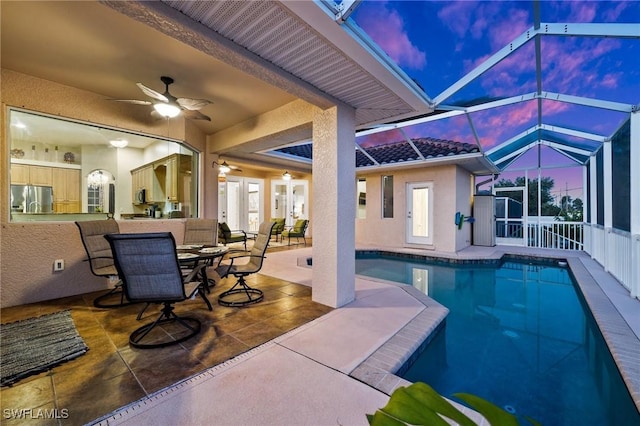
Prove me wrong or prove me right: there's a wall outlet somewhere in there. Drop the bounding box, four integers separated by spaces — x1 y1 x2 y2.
54 259 65 271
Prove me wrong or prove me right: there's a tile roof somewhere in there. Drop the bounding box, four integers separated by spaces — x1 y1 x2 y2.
275 138 480 168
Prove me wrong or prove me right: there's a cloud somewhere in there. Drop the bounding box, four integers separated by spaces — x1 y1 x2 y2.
569 2 597 22
355 3 426 70
437 2 477 38
602 2 630 21
541 38 622 94
438 2 530 50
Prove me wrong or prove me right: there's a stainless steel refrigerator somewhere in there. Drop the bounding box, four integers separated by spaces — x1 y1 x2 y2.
10 185 54 213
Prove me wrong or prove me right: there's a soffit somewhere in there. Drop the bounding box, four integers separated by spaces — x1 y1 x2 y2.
161 0 431 127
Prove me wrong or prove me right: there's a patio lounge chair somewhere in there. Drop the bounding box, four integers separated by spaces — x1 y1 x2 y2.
281 219 309 246
75 219 128 308
105 232 206 349
218 222 247 250
270 217 285 242
216 220 276 307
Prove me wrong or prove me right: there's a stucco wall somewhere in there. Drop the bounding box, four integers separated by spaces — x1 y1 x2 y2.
355 164 473 253
0 220 188 308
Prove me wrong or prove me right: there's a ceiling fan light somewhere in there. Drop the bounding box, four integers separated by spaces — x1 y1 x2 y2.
219 161 231 174
109 139 128 148
154 102 181 118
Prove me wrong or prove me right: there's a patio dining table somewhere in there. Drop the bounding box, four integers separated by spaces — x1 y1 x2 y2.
176 244 229 293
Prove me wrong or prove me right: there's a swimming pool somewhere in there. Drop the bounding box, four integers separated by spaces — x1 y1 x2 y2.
356 252 640 426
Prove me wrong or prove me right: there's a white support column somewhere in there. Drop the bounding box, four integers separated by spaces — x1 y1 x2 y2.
312 104 356 307
630 111 639 299
589 155 597 259
603 141 612 271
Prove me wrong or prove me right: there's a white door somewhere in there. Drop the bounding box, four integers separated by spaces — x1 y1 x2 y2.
406 182 433 245
271 179 308 227
219 177 264 231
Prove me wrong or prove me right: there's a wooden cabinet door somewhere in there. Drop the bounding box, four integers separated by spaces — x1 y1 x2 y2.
10 164 29 185
141 165 155 202
29 166 53 186
165 155 179 202
131 169 141 203
52 168 80 212
64 169 80 203
52 168 67 201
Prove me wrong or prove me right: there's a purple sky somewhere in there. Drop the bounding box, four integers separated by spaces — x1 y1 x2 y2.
350 0 638 201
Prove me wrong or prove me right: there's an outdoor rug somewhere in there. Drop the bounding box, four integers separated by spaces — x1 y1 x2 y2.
1 310 88 386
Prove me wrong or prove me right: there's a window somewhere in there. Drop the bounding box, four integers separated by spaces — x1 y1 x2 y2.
357 177 366 219
8 108 199 222
382 175 393 218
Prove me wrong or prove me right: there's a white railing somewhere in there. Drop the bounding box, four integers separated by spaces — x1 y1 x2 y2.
608 229 632 288
591 225 606 262
584 225 637 295
527 221 584 250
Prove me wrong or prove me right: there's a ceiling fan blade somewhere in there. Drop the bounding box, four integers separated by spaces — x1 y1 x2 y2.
177 97 212 111
136 82 168 102
110 99 153 105
183 109 211 121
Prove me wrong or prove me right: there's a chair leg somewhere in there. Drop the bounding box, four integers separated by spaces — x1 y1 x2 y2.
93 280 133 308
218 275 264 307
136 302 151 320
129 303 201 349
199 289 213 311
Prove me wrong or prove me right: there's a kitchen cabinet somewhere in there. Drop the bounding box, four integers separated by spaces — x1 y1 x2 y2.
52 168 80 213
131 154 191 204
10 164 53 186
130 164 155 204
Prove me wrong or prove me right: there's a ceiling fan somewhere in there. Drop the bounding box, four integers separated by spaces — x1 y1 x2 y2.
214 159 243 173
114 76 212 121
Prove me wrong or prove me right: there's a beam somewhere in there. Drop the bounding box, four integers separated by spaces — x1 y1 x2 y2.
434 27 536 105
539 22 640 38
537 92 633 112
539 124 607 142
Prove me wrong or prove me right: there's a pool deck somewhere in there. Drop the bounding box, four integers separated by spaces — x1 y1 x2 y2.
93 245 640 425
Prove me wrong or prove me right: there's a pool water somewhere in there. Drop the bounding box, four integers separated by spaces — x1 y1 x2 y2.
356 253 640 426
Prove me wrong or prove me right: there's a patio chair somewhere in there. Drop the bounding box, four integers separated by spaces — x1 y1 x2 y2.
270 217 286 242
216 220 276 307
218 222 247 250
281 219 309 246
183 218 218 288
105 232 206 349
183 218 218 246
75 219 129 308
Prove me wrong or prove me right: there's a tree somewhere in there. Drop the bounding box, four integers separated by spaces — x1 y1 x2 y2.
559 197 584 221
